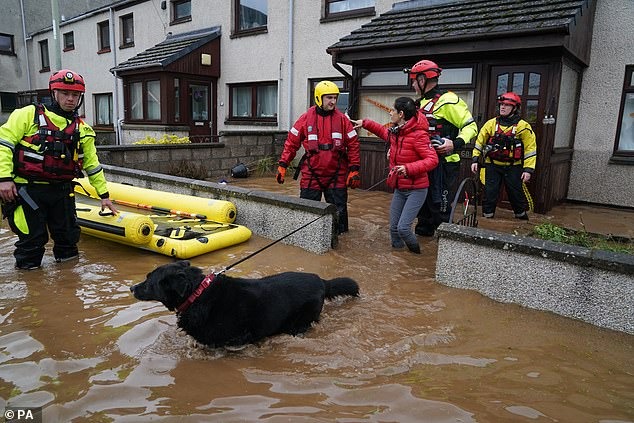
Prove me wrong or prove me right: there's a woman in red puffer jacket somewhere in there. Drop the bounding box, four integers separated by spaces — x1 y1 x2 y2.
351 97 439 253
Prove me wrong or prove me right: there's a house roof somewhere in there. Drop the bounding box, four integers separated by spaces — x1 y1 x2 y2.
110 26 221 74
327 0 591 63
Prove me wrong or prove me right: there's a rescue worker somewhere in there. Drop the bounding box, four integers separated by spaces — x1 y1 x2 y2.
0 69 118 270
406 59 478 236
276 80 360 234
470 92 536 219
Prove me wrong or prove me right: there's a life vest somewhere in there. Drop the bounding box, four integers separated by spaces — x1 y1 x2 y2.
14 104 84 181
485 120 523 163
420 93 459 141
304 107 346 154
299 107 348 190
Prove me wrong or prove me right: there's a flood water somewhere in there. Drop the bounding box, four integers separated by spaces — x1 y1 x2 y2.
0 176 632 422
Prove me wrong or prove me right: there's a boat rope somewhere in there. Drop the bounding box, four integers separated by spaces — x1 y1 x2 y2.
217 213 328 275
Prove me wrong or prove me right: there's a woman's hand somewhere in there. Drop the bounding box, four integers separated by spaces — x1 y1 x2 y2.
393 165 407 177
470 163 478 174
350 119 363 129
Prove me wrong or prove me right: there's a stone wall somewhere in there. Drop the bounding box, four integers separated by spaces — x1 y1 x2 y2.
96 131 287 180
435 224 634 335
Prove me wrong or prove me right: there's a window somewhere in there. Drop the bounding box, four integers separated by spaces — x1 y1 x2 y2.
63 31 74 51
1 92 18 112
0 33 15 55
120 14 134 47
94 93 113 126
234 0 267 35
98 20 110 53
614 65 634 157
39 40 49 72
324 0 374 20
128 80 161 121
228 81 277 123
171 0 191 24
309 78 350 113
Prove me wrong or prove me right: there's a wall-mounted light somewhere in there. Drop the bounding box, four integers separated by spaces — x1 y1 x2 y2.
201 54 212 66
160 1 166 10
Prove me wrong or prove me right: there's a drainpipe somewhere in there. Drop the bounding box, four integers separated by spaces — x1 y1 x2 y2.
286 0 294 129
109 7 121 145
331 53 352 79
19 0 31 90
50 0 62 71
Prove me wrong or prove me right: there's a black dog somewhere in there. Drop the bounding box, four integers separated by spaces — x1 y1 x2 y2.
130 260 359 348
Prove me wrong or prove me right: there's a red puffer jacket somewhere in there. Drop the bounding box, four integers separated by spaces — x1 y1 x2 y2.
362 112 439 190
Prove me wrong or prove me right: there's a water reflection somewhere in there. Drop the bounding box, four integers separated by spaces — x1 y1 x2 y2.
0 178 632 422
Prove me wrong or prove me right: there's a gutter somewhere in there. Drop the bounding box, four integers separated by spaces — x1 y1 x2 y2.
109 7 121 145
286 0 294 129
19 0 31 90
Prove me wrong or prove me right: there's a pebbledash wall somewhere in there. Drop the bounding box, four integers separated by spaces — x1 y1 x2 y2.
435 224 634 335
96 131 287 180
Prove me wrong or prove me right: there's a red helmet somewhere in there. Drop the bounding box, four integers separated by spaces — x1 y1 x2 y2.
497 92 521 107
49 69 86 93
407 59 442 80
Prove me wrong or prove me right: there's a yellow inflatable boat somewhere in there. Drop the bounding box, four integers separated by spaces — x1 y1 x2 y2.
77 181 237 223
76 202 252 259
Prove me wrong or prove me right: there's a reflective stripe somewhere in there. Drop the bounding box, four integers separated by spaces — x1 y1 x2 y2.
473 144 483 153
86 165 103 176
444 153 461 163
524 151 537 160
347 129 357 138
332 132 342 139
0 139 15 151
38 114 47 127
307 134 318 141
23 150 44 161
290 127 299 136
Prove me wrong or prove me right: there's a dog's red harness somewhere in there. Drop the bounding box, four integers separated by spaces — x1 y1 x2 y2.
176 273 215 313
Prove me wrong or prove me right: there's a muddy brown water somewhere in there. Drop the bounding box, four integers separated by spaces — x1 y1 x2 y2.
0 177 632 422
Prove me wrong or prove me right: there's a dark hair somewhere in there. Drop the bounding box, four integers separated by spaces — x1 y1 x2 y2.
394 97 417 121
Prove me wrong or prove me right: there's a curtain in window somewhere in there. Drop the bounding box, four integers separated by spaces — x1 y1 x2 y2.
147 81 161 120
96 95 112 125
233 86 252 117
130 82 143 119
257 85 277 117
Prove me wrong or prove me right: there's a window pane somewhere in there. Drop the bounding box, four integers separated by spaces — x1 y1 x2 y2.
122 16 134 44
174 0 191 20
336 92 349 114
0 34 13 53
147 80 161 120
439 68 473 85
528 73 541 96
99 22 110 49
232 86 252 117
256 84 277 117
361 71 407 87
63 32 74 49
328 0 374 13
496 74 508 96
95 94 112 125
525 99 538 124
239 0 267 30
130 82 143 119
0 92 18 112
190 84 208 120
512 73 524 95
39 41 49 69
174 79 180 122
617 92 634 151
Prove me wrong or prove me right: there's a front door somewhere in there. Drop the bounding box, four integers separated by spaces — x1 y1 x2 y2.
488 65 549 210
187 81 213 142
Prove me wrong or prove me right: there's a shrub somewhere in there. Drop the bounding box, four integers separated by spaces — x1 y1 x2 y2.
134 134 190 145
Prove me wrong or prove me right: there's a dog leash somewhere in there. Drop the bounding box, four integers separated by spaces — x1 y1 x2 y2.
216 213 328 275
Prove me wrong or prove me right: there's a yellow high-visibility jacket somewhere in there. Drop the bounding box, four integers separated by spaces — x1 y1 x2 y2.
0 104 109 197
